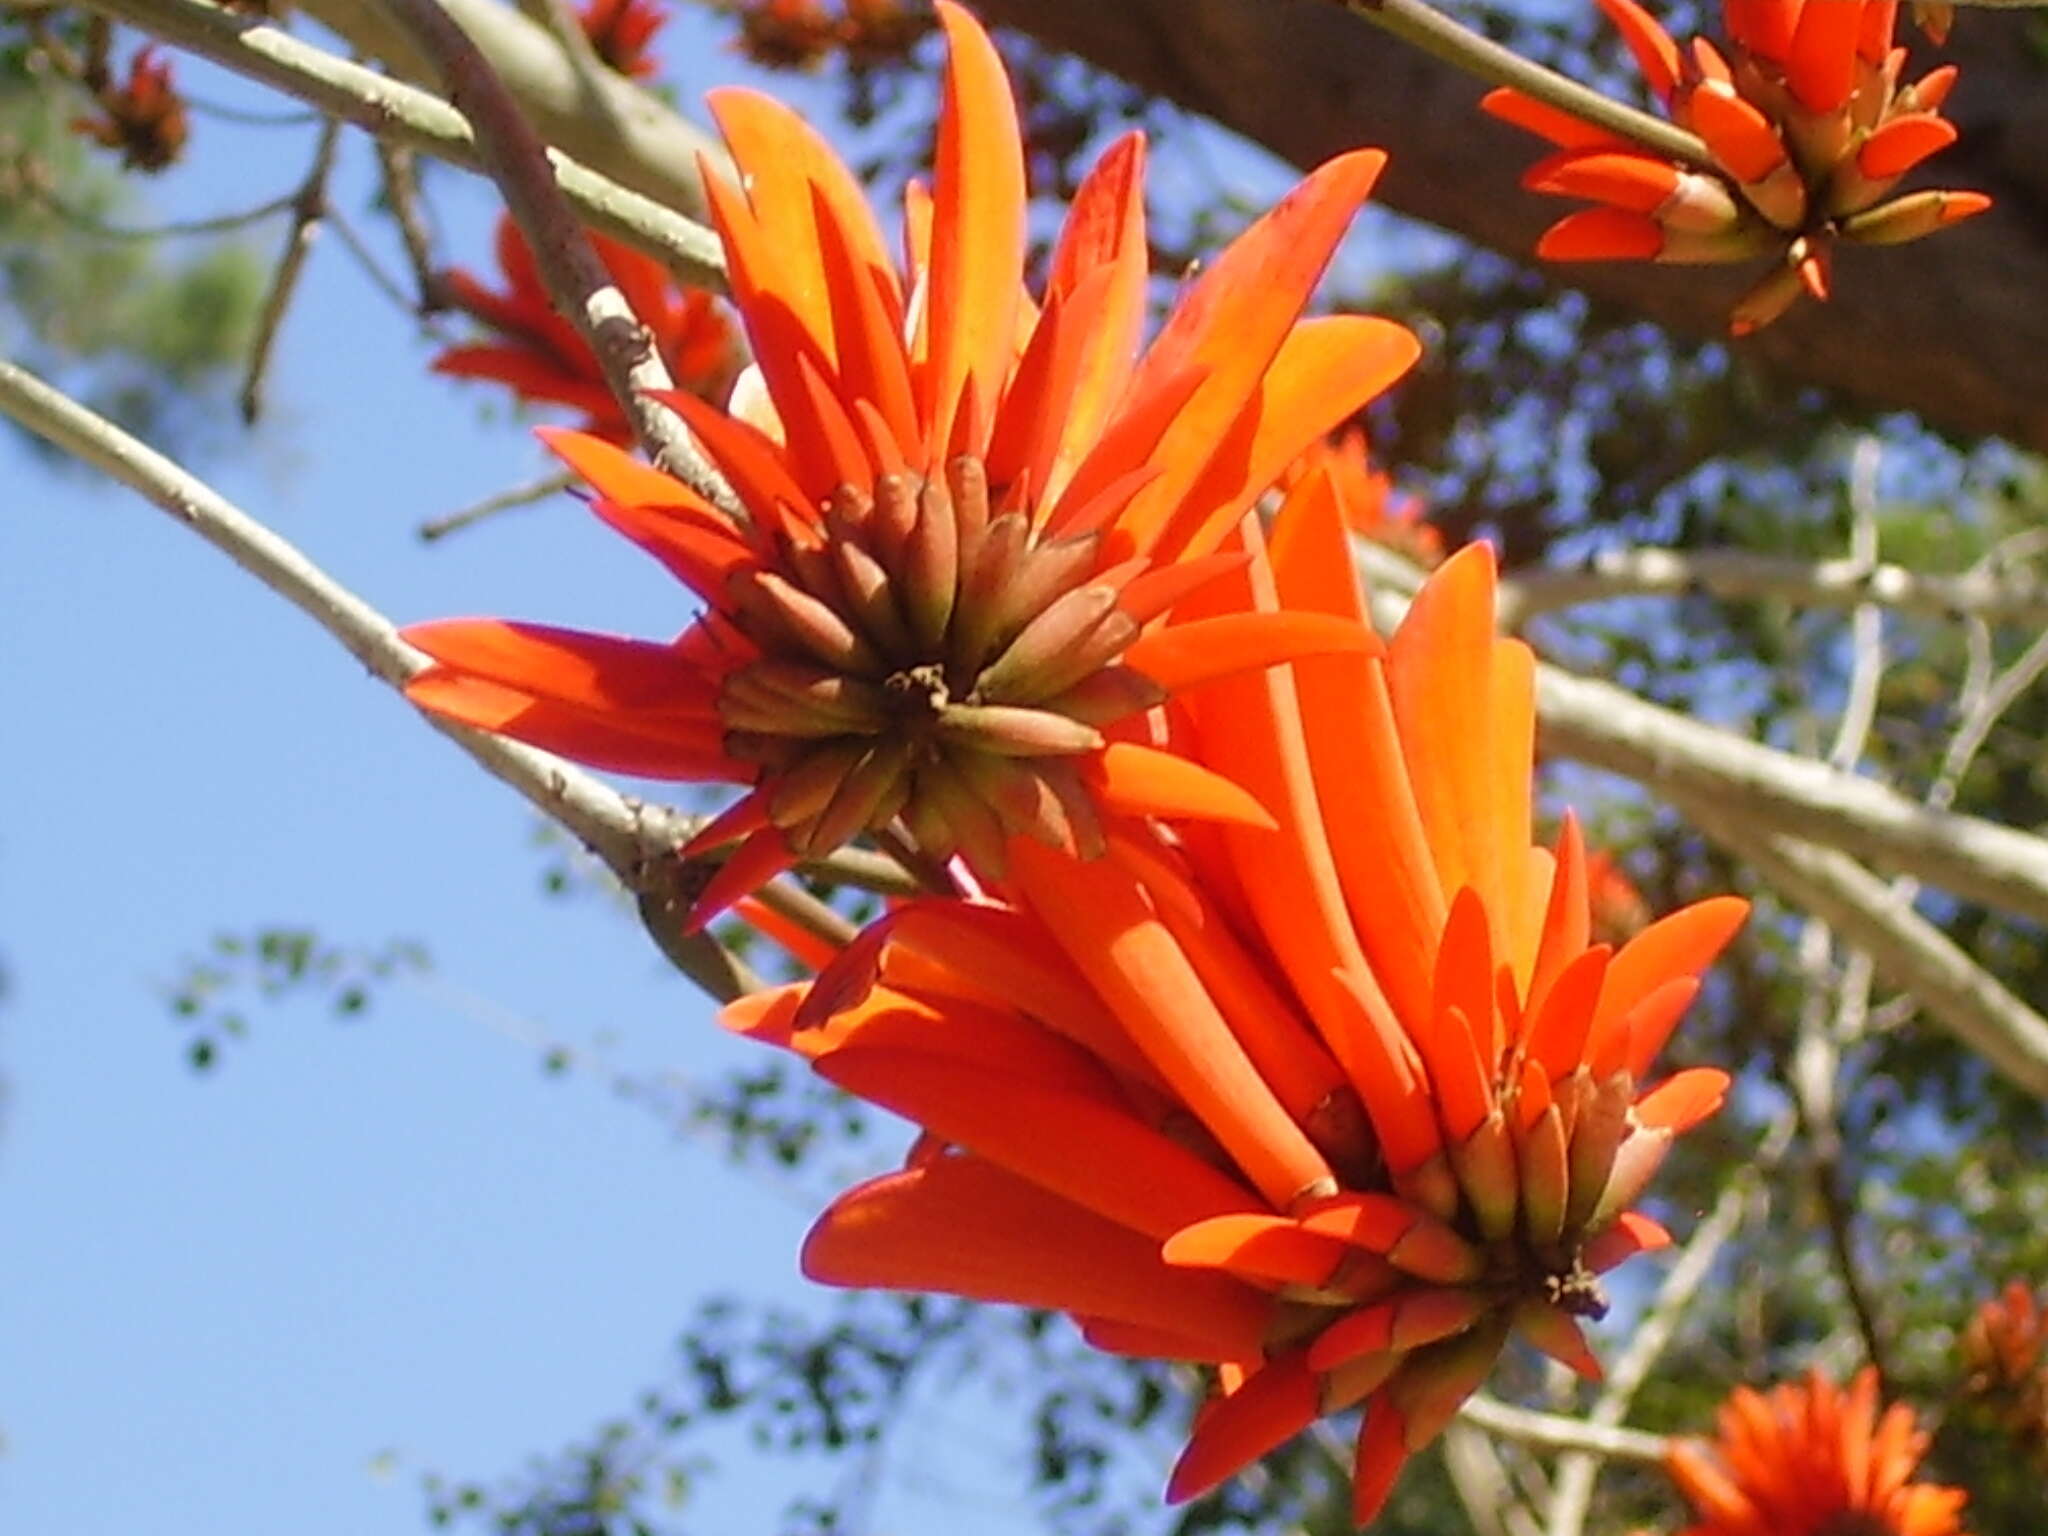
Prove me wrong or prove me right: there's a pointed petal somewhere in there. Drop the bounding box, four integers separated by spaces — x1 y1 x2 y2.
1123 611 1378 694
804 1156 1271 1353
1167 1355 1320 1503
816 1046 1262 1238
1118 151 1386 554
923 1 1027 456
1084 742 1276 830
1480 87 1630 151
1008 838 1338 1209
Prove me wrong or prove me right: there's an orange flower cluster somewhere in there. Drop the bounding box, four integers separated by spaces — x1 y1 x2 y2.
578 0 667 78
405 4 1416 919
1665 1367 1967 1536
733 523 1744 1521
404 6 1747 1521
431 215 741 444
734 0 926 72
1486 0 1988 333
70 45 188 173
1960 1280 2048 1465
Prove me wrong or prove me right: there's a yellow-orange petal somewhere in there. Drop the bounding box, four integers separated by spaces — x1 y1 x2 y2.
402 670 740 781
1083 741 1277 829
685 825 798 930
1787 0 1864 112
1123 610 1379 694
1117 150 1386 555
1593 896 1748 1068
924 1 1027 457
1635 1066 1729 1132
1162 1213 1359 1289
1148 314 1422 561
1690 83 1790 186
403 619 721 716
535 425 709 513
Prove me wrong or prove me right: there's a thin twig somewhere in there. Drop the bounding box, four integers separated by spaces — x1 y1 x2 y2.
372 139 444 309
370 0 737 512
242 117 343 424
324 203 453 326
15 175 298 240
1331 0 1707 166
75 0 728 289
418 468 576 542
1458 1396 1669 1465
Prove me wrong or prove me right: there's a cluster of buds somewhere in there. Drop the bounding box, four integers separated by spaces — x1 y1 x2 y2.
734 0 927 72
1960 1280 2048 1468
70 43 188 173
1486 0 1989 333
577 0 668 78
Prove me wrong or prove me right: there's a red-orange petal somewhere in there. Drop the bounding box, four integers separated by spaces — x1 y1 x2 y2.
1008 838 1339 1208
815 1046 1262 1238
1593 0 1682 101
1167 1354 1321 1503
1787 0 1864 111
1857 113 1959 180
1480 87 1629 151
1536 208 1664 261
804 1156 1272 1354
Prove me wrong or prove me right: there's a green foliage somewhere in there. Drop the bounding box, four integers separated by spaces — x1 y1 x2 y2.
164 926 429 1071
1 36 264 452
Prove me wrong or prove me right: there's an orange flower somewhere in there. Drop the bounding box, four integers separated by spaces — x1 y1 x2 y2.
1665 1367 1967 1536
1960 1280 2048 1464
1585 845 1652 943
745 497 1744 1522
578 0 667 78
1485 0 1988 332
71 45 188 173
433 214 740 442
402 4 1416 920
1283 428 1441 568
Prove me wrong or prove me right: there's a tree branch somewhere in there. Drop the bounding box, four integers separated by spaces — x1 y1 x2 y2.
0 356 895 1002
295 0 727 220
975 0 2048 452
1327 0 1705 165
369 0 734 506
1357 542 2048 932
1497 546 2048 633
1457 1396 1668 1465
1681 805 2048 1101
